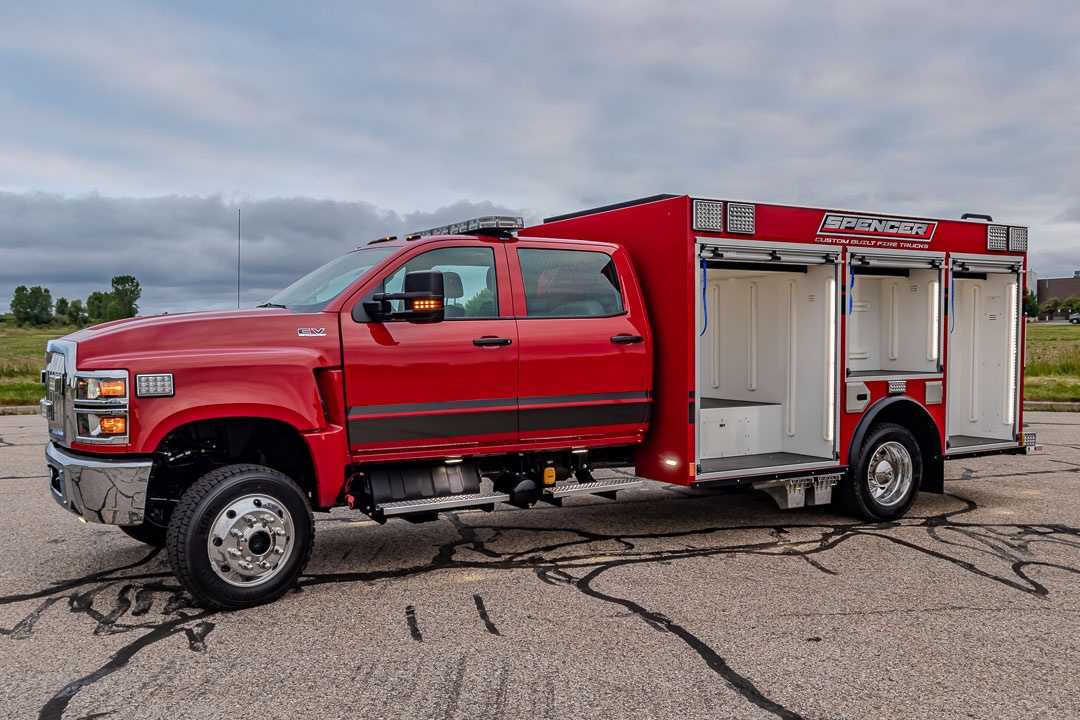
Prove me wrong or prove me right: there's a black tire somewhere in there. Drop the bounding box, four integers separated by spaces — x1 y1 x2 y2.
166 464 314 610
120 522 169 547
840 423 922 521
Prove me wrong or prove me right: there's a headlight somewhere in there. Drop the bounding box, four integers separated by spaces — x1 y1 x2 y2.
77 376 127 400
72 371 130 444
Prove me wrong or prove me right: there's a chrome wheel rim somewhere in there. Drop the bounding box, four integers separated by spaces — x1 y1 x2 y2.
866 441 913 508
206 494 295 587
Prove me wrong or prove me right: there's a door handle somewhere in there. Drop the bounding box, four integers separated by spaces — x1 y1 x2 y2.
473 337 513 347
610 334 644 344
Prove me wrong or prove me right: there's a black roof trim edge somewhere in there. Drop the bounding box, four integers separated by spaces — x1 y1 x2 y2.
543 194 680 224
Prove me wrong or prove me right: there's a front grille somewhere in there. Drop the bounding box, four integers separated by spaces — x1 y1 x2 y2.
43 345 68 441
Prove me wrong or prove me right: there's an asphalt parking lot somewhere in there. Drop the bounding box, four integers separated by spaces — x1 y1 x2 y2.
2 412 1079 720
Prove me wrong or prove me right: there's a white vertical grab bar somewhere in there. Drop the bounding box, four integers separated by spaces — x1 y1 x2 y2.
888 283 899 361
969 284 980 423
824 276 837 443
1005 282 1018 425
709 285 720 389
748 282 758 391
786 280 796 436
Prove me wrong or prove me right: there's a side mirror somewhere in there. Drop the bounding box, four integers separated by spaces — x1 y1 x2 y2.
359 270 445 324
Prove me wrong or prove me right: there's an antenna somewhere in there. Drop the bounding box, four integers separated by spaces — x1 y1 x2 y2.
237 208 241 308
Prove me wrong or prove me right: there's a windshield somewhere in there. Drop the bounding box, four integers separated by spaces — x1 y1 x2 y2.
265 247 397 312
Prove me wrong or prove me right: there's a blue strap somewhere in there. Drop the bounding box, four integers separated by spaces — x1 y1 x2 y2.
699 257 709 337
848 264 854 314
950 277 955 333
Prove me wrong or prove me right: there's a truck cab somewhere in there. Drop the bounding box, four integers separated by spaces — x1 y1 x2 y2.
42 217 651 609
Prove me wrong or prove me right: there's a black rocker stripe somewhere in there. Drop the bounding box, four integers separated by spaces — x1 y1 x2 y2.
348 397 651 445
348 391 649 418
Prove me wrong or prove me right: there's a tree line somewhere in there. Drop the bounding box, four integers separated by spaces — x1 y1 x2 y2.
9 275 142 327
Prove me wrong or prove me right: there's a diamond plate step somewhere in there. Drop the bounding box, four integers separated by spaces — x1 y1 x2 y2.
544 478 643 498
378 492 510 516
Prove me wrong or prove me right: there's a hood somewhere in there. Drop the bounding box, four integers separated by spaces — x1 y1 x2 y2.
64 308 342 369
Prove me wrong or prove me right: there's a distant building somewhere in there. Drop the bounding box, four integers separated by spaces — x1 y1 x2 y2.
1036 271 1080 305
1035 271 1080 320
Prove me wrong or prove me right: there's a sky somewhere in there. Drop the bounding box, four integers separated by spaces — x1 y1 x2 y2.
2 1 1079 315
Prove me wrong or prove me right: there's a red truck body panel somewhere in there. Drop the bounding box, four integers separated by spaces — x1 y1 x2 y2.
526 194 1029 485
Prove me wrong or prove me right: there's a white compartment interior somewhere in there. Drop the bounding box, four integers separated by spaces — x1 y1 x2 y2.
947 273 1020 445
698 263 837 464
847 268 942 376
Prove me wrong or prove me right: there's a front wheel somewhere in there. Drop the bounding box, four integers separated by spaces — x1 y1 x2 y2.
167 464 314 610
840 423 922 521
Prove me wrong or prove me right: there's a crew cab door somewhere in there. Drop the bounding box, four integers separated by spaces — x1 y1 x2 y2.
509 244 651 444
342 243 519 456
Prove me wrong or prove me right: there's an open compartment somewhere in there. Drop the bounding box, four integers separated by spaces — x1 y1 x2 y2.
946 254 1023 451
846 251 944 378
695 243 840 475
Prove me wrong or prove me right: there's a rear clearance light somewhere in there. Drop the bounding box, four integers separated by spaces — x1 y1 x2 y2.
1008 227 1028 252
726 203 756 234
986 226 1008 251
136 373 174 397
692 200 724 232
1021 432 1038 448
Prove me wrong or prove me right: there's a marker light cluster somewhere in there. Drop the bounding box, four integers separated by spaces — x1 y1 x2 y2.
726 203 756 234
136 373 175 397
986 226 1008 251
1008 227 1028 252
692 200 724 232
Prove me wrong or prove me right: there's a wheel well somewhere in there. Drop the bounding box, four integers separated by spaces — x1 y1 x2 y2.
144 417 318 526
851 398 944 494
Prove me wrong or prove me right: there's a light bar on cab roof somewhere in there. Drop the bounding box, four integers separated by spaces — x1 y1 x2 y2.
408 216 524 238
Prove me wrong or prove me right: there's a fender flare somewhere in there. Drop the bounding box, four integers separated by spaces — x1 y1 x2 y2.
848 396 945 494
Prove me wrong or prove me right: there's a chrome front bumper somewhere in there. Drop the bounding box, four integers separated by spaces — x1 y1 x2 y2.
45 442 152 526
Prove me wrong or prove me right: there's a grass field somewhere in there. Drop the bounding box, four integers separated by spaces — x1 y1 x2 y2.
0 321 76 407
1 320 1078 408
1024 323 1080 402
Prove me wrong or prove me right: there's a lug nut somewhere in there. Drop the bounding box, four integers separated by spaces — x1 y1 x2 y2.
274 527 287 536
239 561 254 571
230 529 244 538
258 561 271 569
227 548 241 557
243 514 257 525
261 514 276 523
273 545 285 555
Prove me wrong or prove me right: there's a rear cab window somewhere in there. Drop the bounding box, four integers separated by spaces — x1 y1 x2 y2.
517 248 625 317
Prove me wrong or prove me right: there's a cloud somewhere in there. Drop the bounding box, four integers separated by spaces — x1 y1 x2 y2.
0 1 1078 298
0 192 535 314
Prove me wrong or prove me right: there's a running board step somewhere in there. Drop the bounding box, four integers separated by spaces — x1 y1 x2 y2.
379 492 510 517
543 478 643 502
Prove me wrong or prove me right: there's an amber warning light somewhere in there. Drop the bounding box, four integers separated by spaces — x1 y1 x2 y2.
98 417 127 435
411 299 443 311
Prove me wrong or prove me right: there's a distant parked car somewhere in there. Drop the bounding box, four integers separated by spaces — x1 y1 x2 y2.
1071 312 1080 324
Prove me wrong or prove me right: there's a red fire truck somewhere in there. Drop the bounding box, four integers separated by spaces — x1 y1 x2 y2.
41 194 1036 609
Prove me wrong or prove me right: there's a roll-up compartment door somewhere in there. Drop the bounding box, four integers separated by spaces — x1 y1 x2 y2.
946 254 1023 450
846 250 945 376
695 240 841 475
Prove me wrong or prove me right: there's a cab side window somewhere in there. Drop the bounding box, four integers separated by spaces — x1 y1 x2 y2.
383 246 498 318
517 248 624 317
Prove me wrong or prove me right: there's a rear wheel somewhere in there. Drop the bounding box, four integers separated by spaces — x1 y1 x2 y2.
167 464 314 610
841 423 922 521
